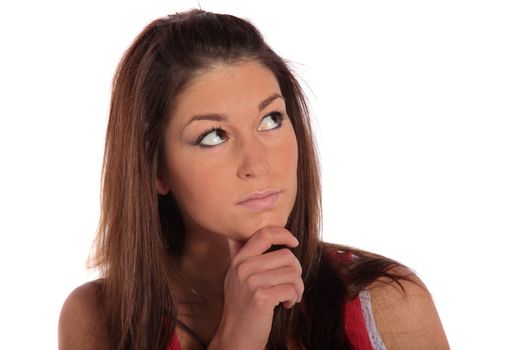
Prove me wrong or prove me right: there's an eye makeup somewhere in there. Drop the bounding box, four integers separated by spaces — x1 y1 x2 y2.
192 111 287 148
258 111 285 131
194 126 228 148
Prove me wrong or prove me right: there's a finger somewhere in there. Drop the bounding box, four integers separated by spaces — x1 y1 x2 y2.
238 248 302 278
235 227 299 260
245 267 304 302
226 238 245 260
282 300 295 309
254 284 298 310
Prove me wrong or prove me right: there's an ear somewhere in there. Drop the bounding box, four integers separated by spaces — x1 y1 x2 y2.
155 173 170 195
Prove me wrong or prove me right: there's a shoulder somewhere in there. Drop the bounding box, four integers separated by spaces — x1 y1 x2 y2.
58 280 112 350
366 266 450 350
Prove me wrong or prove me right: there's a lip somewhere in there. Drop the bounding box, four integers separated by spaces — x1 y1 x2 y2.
237 190 281 210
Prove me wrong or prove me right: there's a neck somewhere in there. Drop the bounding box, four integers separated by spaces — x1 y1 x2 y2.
177 227 231 306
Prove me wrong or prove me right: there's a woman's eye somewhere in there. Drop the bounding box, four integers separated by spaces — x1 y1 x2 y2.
195 112 284 147
196 128 228 147
257 112 284 131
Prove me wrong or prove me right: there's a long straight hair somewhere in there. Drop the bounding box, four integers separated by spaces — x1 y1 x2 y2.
91 9 408 349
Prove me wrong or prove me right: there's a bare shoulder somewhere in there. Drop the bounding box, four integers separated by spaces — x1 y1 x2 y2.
367 266 450 350
58 280 111 350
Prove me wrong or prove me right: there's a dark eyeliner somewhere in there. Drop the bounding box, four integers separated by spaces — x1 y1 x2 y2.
264 111 286 129
194 111 285 147
194 127 226 147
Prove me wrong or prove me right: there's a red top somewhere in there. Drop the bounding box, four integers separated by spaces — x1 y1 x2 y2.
167 251 374 349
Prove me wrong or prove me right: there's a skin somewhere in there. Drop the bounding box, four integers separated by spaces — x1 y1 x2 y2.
368 272 450 349
156 60 302 349
58 60 450 350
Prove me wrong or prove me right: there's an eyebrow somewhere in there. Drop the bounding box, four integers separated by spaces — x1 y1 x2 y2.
183 93 284 129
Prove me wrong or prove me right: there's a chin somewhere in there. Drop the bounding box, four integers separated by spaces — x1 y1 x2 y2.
240 211 290 236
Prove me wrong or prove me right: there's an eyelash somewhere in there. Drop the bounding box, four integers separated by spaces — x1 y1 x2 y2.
194 111 286 148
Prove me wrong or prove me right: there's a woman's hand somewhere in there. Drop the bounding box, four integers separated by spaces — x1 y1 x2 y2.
208 227 303 350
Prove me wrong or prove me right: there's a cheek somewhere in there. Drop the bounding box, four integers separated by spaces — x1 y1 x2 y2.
169 157 228 216
290 137 299 170
280 132 298 180
272 131 298 202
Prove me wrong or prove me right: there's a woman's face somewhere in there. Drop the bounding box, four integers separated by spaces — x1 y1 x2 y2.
157 61 298 241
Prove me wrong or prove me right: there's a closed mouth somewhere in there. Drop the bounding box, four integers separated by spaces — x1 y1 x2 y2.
237 190 281 210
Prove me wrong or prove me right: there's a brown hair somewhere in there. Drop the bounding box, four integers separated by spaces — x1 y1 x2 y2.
91 9 410 349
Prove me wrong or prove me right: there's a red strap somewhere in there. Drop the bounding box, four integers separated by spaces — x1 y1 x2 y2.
344 296 374 350
167 332 182 350
329 250 374 349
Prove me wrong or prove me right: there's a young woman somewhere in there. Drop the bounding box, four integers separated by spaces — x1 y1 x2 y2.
59 9 449 350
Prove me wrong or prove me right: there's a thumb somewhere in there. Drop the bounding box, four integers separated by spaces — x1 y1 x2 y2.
226 237 244 260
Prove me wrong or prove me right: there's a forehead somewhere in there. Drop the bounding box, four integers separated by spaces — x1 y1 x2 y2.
170 61 282 124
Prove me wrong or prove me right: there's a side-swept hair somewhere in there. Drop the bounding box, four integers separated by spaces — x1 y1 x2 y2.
92 9 409 349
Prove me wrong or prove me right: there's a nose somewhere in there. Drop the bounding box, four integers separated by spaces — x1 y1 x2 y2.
236 136 270 179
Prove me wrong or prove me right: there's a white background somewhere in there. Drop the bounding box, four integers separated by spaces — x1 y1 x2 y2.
1 1 523 349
